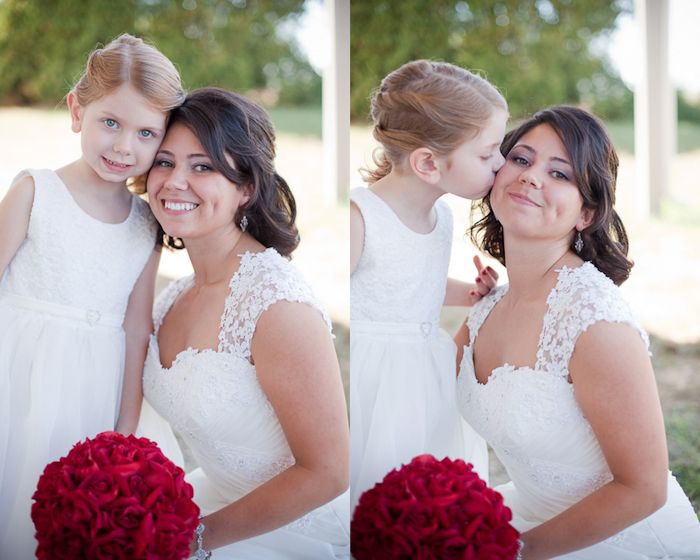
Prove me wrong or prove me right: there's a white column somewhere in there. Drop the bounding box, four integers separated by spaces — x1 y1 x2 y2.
322 0 350 205
634 0 673 217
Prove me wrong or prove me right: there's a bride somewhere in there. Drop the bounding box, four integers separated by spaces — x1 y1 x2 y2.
456 106 700 558
142 87 349 558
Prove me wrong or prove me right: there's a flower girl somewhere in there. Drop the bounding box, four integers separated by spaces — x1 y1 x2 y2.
350 60 507 508
0 34 184 557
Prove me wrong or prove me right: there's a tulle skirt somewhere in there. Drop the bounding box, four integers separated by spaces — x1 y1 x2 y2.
0 292 126 559
187 468 350 559
349 319 488 510
501 472 700 558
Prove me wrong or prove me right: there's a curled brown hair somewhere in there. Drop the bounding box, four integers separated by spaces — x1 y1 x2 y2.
363 59 507 184
471 105 633 285
157 87 299 257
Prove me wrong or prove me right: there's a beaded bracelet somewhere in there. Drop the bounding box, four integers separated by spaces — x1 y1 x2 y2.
516 538 525 560
194 521 212 560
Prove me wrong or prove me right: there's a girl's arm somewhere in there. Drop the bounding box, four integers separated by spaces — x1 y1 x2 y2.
0 176 35 277
444 256 498 306
350 201 364 273
195 300 349 551
115 248 161 435
519 321 668 560
453 321 470 375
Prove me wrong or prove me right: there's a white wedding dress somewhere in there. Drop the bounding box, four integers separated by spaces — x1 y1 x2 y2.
350 187 488 510
143 248 349 559
457 262 700 558
0 169 158 559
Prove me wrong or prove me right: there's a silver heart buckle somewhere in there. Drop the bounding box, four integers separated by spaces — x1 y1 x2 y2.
86 309 101 326
420 322 432 337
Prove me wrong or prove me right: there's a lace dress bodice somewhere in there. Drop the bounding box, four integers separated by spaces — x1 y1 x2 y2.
457 263 650 518
350 187 452 323
143 248 332 498
0 169 157 317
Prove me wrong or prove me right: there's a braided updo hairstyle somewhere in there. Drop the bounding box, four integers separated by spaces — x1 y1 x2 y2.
71 33 184 113
363 60 507 184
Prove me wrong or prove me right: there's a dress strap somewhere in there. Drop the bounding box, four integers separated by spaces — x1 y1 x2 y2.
218 249 331 360
153 275 193 331
349 187 384 223
535 263 650 375
466 284 508 347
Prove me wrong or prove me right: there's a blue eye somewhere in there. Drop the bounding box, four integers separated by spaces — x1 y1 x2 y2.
139 130 155 139
104 118 118 129
154 159 173 168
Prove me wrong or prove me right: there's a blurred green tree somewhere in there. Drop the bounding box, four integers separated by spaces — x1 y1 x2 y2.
351 0 632 121
0 0 320 107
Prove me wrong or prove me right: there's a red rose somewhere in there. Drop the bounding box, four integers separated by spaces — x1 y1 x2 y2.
32 431 199 560
351 454 520 560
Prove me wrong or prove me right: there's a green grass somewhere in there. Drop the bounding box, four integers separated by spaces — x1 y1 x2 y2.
603 121 635 154
678 121 700 153
667 410 700 515
660 197 700 227
604 120 700 155
268 105 321 138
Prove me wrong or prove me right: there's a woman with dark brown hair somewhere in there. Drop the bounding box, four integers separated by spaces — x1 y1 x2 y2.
456 106 700 558
142 87 349 558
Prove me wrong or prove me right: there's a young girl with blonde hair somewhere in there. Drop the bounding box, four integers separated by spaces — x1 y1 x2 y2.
350 59 507 508
0 33 185 557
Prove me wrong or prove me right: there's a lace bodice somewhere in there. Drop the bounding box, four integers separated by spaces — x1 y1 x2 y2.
350 187 452 323
457 263 649 519
143 249 332 498
0 169 157 316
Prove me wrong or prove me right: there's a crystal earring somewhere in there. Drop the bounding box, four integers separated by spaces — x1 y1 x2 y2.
574 231 583 253
239 215 249 232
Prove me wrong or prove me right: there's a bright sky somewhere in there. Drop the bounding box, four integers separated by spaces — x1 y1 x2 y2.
609 0 700 97
295 0 329 73
295 0 700 97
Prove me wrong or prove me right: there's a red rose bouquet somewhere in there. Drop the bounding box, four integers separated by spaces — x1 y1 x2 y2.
351 454 520 559
31 431 199 560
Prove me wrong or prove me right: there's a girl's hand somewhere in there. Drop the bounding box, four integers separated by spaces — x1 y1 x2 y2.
468 255 498 304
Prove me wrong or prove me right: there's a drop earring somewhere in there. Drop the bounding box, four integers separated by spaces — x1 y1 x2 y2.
574 231 583 253
239 215 249 232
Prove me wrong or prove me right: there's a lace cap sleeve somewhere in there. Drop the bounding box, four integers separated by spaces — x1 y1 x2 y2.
153 275 193 331
537 262 650 375
466 285 508 347
219 249 332 360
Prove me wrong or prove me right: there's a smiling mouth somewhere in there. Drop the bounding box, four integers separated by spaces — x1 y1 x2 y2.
163 200 199 212
102 157 131 169
509 192 542 207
